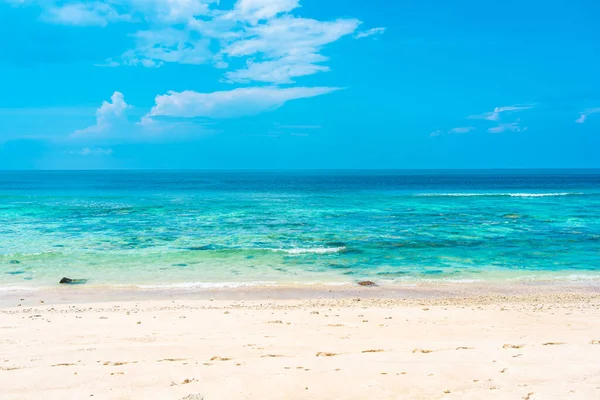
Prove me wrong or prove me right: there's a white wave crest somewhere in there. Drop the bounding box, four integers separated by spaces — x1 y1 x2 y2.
276 247 346 255
416 192 582 198
133 281 277 290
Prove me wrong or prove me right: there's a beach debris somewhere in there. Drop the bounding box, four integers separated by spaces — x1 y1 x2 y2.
179 394 204 400
412 349 434 354
210 356 231 361
316 352 338 357
590 340 600 344
357 281 377 287
362 349 385 353
502 344 523 349
542 342 566 346
59 277 88 285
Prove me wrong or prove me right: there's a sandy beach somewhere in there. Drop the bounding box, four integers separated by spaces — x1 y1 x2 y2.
2 285 600 399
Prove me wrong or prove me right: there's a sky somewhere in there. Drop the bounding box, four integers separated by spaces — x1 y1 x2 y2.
1 0 599 170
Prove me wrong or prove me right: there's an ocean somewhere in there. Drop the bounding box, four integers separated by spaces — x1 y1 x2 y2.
1 170 599 289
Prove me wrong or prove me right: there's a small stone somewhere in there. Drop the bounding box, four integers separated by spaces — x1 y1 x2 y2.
59 277 88 285
357 281 377 287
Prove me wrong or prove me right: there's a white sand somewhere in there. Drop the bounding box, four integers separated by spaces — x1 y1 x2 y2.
1 291 600 399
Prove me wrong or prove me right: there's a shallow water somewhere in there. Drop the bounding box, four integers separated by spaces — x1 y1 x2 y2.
1 170 599 288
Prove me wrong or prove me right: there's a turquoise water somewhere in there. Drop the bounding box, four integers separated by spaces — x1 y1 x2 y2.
1 170 600 288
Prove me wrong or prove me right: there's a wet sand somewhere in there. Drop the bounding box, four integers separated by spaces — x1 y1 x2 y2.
1 284 600 399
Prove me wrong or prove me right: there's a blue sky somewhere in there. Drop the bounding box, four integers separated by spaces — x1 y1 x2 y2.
1 0 599 169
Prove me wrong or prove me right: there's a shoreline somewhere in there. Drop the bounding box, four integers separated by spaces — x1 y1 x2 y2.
2 279 600 308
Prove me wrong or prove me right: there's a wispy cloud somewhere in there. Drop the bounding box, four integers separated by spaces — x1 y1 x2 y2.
575 108 600 124
9 0 377 85
355 27 386 39
41 2 131 26
469 105 534 121
68 147 114 156
449 126 475 134
430 127 475 137
487 120 527 134
221 16 361 84
144 86 341 120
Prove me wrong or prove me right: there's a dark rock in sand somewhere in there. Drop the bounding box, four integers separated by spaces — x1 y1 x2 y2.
358 281 377 287
59 277 88 285
9 260 21 264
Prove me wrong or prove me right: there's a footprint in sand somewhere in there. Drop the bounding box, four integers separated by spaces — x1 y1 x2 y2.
1 366 21 371
542 342 566 346
362 349 384 353
316 352 338 357
503 344 524 349
179 394 204 400
52 363 77 367
261 354 285 358
210 356 231 361
412 349 435 354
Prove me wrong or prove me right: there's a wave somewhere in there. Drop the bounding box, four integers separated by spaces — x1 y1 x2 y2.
131 281 278 289
275 246 346 255
183 245 347 254
415 192 584 198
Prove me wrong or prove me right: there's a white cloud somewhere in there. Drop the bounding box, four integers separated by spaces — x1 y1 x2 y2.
224 54 329 84
575 108 600 124
42 2 130 26
145 86 341 120
73 92 129 136
129 0 216 23
469 105 534 121
487 120 527 134
449 126 475 134
355 27 386 39
118 28 211 67
32 1 216 26
430 126 475 137
223 0 300 24
221 16 360 83
8 0 376 84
